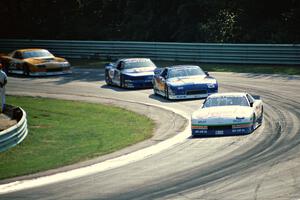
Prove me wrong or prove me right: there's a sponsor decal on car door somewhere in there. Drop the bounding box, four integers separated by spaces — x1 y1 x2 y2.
156 76 166 92
157 69 168 92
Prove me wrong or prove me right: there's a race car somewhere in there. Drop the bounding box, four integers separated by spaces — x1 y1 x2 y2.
152 65 218 100
105 58 157 89
191 92 263 136
0 48 71 76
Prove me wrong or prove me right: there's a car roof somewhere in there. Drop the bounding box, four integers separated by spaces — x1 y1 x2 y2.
208 92 248 98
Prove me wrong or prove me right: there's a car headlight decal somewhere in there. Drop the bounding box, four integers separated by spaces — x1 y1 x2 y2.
207 83 216 88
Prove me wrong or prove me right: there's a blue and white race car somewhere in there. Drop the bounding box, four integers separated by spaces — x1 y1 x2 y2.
152 65 218 100
191 92 263 136
105 58 157 89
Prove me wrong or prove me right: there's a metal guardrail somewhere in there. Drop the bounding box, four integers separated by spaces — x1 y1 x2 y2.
0 39 299 65
0 106 28 152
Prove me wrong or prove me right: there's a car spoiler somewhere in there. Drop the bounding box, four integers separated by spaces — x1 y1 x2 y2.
252 95 261 100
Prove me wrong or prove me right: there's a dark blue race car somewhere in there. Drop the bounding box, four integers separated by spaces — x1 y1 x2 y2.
152 65 218 100
105 58 157 89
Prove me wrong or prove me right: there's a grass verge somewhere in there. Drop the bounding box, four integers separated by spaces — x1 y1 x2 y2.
0 96 154 180
70 59 300 75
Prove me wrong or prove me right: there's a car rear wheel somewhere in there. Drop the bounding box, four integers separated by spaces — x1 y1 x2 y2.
258 107 264 125
153 82 159 95
153 88 158 95
23 64 30 76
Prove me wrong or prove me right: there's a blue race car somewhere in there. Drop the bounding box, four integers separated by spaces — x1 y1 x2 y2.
152 65 218 100
105 58 157 89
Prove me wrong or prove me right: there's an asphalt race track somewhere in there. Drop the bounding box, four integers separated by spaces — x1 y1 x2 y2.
1 68 300 200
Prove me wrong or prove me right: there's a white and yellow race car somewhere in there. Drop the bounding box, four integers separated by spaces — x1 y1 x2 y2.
0 48 71 76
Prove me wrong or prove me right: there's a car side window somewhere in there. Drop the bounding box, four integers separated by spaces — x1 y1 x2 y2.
161 69 168 79
117 61 124 70
13 51 23 59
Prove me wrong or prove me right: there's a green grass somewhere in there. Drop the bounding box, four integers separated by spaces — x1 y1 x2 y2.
70 59 300 75
0 96 154 180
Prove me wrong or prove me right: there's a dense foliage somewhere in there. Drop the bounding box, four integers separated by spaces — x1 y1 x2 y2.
1 0 299 43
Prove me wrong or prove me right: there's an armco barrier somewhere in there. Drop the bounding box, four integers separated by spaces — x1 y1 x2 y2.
0 105 28 152
0 39 299 65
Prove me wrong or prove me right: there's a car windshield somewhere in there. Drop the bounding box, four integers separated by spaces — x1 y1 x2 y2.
168 67 205 78
124 60 155 69
203 96 249 107
22 50 53 58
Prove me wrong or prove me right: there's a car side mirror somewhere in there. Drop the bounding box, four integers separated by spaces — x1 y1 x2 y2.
205 71 209 76
117 64 124 70
154 68 163 75
252 95 261 100
250 102 254 107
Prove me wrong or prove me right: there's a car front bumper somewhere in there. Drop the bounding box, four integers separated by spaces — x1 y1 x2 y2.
191 124 253 136
168 93 210 100
167 84 218 100
123 76 153 88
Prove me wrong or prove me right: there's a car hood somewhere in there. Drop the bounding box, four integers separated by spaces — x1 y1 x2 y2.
168 75 216 86
24 56 67 65
192 106 253 124
123 67 156 76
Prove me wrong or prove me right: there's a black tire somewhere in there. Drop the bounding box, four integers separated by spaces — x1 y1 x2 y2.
23 64 30 76
120 74 125 88
252 114 256 131
153 82 158 95
258 107 264 125
153 88 159 96
105 70 112 85
165 84 169 99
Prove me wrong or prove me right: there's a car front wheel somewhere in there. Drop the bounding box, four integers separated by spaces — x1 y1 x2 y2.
105 70 112 85
165 84 170 99
120 75 125 88
252 114 257 131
